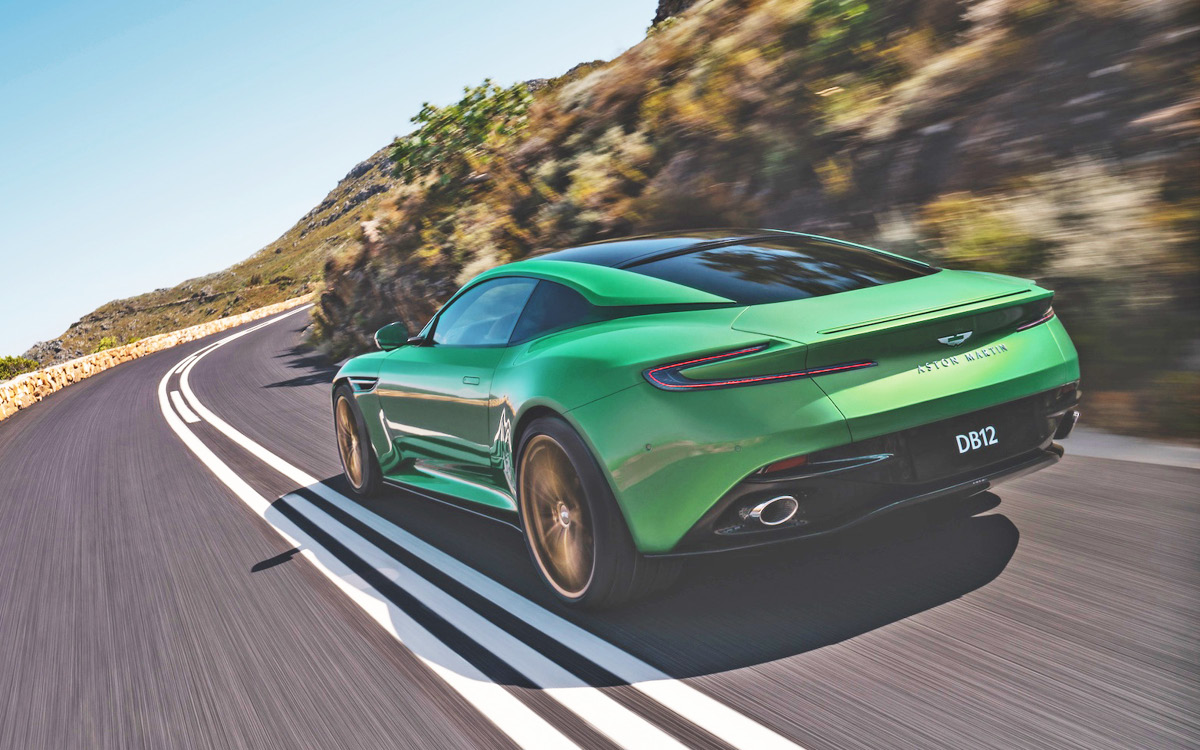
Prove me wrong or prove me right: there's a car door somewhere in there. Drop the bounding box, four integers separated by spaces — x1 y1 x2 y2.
376 276 537 474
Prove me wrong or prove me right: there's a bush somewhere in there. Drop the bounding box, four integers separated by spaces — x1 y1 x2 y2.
390 80 532 187
920 193 1054 275
0 355 39 381
92 336 119 354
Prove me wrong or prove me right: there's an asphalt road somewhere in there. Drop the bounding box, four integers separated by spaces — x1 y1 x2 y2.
1 307 1196 749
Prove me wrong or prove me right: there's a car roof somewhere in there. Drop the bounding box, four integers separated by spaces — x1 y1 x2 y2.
476 228 932 307
533 228 796 268
470 257 735 306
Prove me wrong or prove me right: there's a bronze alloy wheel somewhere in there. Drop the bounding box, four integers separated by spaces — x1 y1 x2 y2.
335 396 364 489
520 434 595 599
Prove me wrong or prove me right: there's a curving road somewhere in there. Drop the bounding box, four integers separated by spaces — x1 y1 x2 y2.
1 307 1196 749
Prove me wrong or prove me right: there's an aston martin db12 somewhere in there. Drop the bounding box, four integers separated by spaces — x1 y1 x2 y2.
332 229 1080 607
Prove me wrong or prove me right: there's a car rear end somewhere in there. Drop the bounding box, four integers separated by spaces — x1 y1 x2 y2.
564 233 1080 555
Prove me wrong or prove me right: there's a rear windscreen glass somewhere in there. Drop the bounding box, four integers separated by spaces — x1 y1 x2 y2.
626 239 936 305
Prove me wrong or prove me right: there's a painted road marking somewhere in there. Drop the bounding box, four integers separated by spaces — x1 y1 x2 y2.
156 307 580 750
169 390 201 423
175 307 805 750
173 311 692 748
281 491 688 750
297 481 805 750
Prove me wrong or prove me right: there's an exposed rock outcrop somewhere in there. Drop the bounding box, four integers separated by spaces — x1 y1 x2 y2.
652 0 700 26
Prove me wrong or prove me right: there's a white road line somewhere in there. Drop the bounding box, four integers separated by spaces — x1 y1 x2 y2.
156 310 579 750
282 492 687 750
177 311 689 748
299 481 805 750
169 390 201 423
177 309 805 750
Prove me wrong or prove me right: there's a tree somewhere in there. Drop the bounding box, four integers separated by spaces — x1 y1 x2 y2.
0 355 39 381
389 79 532 187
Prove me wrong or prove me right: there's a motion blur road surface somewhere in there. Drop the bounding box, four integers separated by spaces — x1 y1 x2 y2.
1 308 1196 749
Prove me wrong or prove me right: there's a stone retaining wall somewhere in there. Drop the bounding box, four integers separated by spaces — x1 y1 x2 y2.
0 295 313 422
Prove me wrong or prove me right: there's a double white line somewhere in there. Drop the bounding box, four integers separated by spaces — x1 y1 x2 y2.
157 305 803 750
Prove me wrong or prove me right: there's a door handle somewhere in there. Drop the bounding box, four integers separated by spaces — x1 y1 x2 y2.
462 375 481 385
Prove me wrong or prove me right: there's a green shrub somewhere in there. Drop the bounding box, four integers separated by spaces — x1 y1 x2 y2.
0 355 39 380
92 336 119 354
806 0 904 81
920 193 1054 275
390 80 532 187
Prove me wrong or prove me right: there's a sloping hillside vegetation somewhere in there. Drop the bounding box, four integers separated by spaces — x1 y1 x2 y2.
20 149 396 367
313 0 1199 438
18 0 1196 436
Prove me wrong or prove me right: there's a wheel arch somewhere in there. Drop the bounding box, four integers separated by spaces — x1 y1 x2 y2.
331 375 352 404
512 404 562 456
511 398 630 529
331 378 390 469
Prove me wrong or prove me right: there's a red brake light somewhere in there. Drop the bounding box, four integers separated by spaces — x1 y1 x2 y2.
643 344 875 391
1016 306 1055 331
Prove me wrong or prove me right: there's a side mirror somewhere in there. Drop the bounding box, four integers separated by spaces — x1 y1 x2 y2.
374 321 409 351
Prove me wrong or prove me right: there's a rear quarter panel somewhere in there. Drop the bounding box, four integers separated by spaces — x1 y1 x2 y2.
566 377 852 553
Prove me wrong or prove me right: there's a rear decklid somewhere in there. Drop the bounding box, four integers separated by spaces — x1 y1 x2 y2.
733 270 1075 440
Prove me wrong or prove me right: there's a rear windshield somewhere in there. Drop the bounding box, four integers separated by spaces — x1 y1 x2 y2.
626 239 935 305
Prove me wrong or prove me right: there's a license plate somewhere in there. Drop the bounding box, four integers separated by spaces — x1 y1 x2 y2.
908 400 1040 480
955 425 998 454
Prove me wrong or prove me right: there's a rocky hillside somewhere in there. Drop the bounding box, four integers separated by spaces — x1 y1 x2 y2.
652 0 700 26
313 0 1199 437
21 148 396 367
19 0 1197 437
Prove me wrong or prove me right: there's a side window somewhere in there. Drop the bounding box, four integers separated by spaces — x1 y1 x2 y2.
510 281 602 343
432 277 538 346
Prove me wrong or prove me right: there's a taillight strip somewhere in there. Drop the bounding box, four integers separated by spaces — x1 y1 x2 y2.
644 345 876 391
1016 306 1056 331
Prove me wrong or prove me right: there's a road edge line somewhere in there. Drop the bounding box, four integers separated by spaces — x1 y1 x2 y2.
178 307 805 750
157 312 579 750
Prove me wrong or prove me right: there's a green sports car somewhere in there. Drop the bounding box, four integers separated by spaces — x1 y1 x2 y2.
331 229 1081 607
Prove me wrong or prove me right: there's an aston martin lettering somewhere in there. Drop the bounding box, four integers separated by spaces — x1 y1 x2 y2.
916 343 1009 374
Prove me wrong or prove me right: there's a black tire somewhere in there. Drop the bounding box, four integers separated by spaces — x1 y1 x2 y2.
333 384 382 497
516 416 681 609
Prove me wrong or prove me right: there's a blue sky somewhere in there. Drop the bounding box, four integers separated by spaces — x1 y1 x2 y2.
0 0 653 355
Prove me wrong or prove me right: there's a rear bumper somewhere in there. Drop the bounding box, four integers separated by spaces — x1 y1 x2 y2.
657 385 1079 556
655 442 1061 556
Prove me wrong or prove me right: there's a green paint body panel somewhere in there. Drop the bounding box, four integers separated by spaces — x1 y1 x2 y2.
334 243 1080 555
568 377 851 551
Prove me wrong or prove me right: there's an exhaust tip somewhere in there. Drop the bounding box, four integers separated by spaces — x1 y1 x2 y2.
748 495 799 526
1054 409 1080 439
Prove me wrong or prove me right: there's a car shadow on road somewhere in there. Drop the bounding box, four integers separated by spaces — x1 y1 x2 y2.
587 492 1019 678
265 345 339 389
282 477 1018 684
